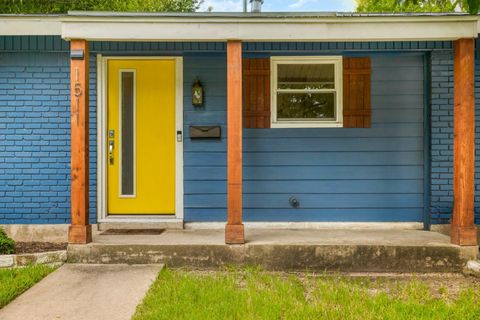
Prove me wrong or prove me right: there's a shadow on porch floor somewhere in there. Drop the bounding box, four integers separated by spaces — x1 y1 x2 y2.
91 228 453 246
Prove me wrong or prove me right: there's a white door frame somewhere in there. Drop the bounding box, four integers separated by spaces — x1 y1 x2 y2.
96 55 184 223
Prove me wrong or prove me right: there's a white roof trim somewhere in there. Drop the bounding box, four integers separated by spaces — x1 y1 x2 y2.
60 16 478 41
0 16 61 36
0 14 478 41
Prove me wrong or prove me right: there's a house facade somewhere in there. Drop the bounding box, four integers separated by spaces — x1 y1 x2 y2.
0 12 478 245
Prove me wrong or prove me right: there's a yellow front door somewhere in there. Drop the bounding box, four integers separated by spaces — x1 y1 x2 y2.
107 59 176 215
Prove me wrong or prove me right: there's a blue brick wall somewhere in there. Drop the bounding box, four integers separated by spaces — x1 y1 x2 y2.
430 48 480 224
88 54 97 224
0 44 97 224
0 52 72 223
430 50 453 224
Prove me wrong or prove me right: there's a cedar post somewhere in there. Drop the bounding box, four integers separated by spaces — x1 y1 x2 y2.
452 38 477 246
68 39 92 244
225 40 245 244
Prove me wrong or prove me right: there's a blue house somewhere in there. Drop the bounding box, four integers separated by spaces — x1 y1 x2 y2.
0 12 478 246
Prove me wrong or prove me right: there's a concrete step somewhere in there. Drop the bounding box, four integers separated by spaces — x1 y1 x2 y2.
67 229 479 272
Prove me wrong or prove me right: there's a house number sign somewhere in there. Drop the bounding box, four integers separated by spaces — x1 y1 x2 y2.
73 67 82 125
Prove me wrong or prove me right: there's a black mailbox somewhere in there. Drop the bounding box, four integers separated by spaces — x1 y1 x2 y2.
189 126 221 139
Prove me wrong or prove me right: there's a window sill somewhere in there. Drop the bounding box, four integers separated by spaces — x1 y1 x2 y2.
271 122 343 128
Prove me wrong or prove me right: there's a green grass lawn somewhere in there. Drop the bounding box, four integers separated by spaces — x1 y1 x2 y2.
0 265 55 309
133 268 480 320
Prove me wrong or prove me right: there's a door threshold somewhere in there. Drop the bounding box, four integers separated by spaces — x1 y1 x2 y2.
97 217 183 231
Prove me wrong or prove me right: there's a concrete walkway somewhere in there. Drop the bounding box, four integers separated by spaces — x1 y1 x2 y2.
0 264 162 320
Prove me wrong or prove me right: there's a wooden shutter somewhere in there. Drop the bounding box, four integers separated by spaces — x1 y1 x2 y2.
243 58 271 128
343 57 371 128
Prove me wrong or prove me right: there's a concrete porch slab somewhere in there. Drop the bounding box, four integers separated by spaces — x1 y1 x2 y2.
0 264 163 320
68 229 479 273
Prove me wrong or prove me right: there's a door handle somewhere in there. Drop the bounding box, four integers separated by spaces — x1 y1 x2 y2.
109 140 114 165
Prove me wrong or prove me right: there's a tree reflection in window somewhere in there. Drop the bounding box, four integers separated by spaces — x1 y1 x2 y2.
277 92 335 120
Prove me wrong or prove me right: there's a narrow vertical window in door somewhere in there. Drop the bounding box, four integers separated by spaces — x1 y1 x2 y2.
120 71 135 197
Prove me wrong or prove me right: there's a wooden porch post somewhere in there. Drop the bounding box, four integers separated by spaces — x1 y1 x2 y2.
452 38 477 246
68 39 92 244
225 40 245 244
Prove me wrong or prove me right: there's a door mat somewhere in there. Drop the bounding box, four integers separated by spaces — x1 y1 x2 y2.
100 229 165 235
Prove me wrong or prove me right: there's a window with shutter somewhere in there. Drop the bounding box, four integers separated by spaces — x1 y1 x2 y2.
343 57 371 128
243 58 271 128
244 56 371 129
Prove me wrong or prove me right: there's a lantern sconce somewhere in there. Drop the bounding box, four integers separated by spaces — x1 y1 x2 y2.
192 78 204 107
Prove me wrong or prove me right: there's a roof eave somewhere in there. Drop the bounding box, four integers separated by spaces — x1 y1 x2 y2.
0 15 62 36
0 13 478 41
61 14 479 42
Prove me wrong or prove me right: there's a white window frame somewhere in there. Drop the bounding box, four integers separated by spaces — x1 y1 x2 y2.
118 69 137 198
271 56 343 128
96 55 184 223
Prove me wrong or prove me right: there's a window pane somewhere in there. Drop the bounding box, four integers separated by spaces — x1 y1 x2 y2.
121 72 134 196
277 92 335 120
278 64 335 90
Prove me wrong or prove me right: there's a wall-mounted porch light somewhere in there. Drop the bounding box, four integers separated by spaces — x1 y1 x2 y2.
192 78 204 107
70 49 84 60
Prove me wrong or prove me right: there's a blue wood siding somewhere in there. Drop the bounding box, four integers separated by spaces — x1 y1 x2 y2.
183 54 228 221
185 54 425 222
